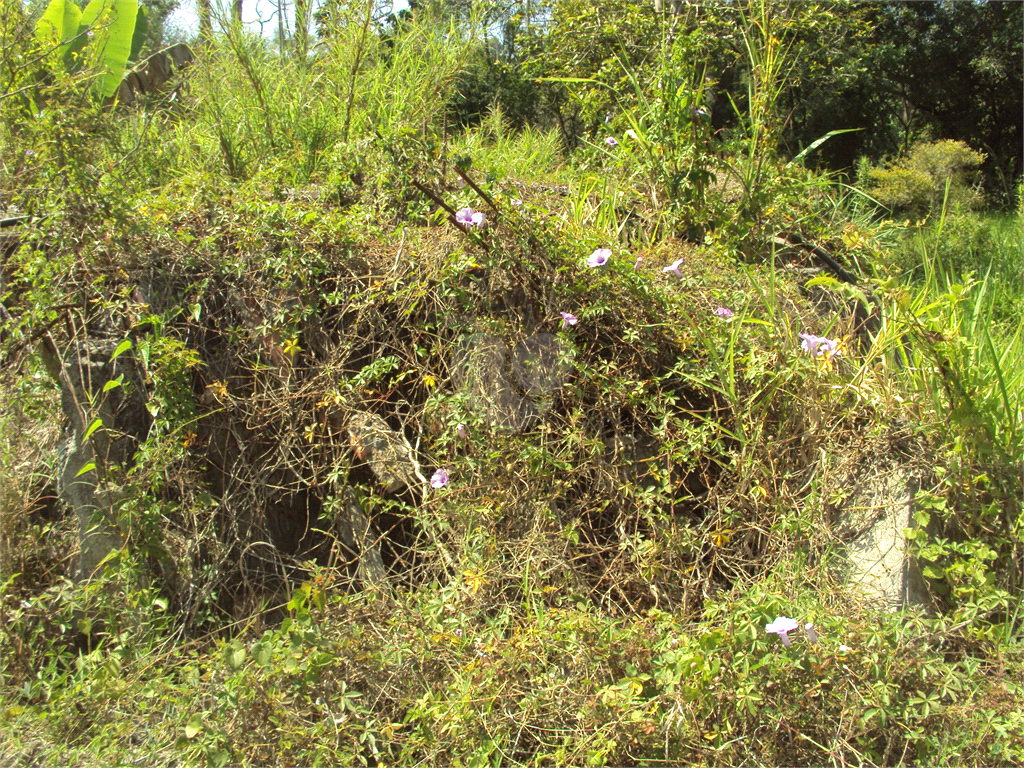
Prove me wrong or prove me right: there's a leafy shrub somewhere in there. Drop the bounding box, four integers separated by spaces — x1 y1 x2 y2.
867 140 987 216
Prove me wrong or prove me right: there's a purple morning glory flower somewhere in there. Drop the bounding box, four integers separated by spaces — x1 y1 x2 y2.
663 258 684 278
511 199 523 207
559 311 579 328
634 256 643 271
804 622 819 645
430 468 449 488
766 616 799 647
799 332 840 358
456 207 486 228
457 423 467 440
714 307 734 318
588 248 611 268
605 136 618 147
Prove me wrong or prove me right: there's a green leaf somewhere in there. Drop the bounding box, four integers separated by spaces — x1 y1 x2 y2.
738 317 776 329
184 714 203 739
226 641 246 670
805 275 841 290
77 1 139 98
128 5 147 62
82 417 103 443
790 129 862 167
75 461 97 478
111 339 132 361
35 0 83 59
102 373 124 392
252 642 272 666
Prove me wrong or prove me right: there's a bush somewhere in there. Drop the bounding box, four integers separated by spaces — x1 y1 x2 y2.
866 140 987 216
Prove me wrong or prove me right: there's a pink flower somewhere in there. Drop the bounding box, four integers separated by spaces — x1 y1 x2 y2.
559 311 578 328
457 424 467 440
605 136 618 147
663 258 684 278
456 207 486 227
799 332 840 358
804 622 819 645
430 468 449 488
588 248 611 268
714 307 734 318
765 616 799 648
634 256 643 270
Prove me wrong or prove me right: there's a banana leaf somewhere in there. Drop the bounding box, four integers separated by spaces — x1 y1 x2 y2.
34 0 83 61
72 1 140 99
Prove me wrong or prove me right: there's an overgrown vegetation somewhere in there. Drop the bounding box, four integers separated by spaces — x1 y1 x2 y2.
2 2 1021 766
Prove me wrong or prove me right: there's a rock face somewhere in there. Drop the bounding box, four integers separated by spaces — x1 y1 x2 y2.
451 331 573 432
840 468 928 610
333 487 386 586
52 339 151 581
347 411 424 493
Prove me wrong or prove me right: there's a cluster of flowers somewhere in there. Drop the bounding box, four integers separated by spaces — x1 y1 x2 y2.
798 332 841 358
799 331 846 371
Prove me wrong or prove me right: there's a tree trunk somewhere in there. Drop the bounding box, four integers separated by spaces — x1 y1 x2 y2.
294 0 309 64
198 0 212 40
279 0 288 58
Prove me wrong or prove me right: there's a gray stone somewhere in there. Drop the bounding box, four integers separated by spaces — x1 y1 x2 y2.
50 339 151 581
333 487 386 587
840 469 928 610
347 411 425 493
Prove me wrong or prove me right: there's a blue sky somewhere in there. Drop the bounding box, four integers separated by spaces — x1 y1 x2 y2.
168 1 407 37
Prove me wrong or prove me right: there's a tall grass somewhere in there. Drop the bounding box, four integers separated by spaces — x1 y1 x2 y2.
867 194 1024 463
451 105 563 182
114 3 480 190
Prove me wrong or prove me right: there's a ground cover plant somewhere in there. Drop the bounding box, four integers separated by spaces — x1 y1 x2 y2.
1 2 1021 766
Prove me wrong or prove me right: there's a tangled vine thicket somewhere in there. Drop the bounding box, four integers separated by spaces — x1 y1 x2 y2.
2 151 892 644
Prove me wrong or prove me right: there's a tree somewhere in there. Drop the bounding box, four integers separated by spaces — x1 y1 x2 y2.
137 1 181 53
198 0 212 39
294 0 309 62
864 1 1022 204
776 1 1022 205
